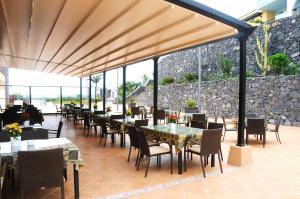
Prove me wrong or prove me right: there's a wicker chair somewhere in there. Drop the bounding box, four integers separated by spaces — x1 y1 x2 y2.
136 129 172 178
0 132 10 142
131 107 140 119
268 118 282 144
21 129 49 141
190 120 206 129
207 122 224 161
184 129 223 178
48 121 63 138
221 116 237 141
246 118 266 147
83 113 98 137
18 148 65 199
156 110 166 124
99 118 119 147
0 161 8 199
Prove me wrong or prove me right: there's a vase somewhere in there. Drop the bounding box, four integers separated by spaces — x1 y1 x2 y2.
11 136 21 151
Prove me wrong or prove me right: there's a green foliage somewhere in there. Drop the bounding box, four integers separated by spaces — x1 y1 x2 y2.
141 74 149 86
185 99 197 108
160 76 174 85
246 69 254 78
269 53 290 75
183 73 198 83
207 74 223 81
91 74 103 103
283 62 300 75
255 24 271 76
217 54 233 78
250 18 264 24
176 78 186 84
118 81 142 98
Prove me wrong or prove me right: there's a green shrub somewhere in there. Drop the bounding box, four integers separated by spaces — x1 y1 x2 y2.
246 69 254 78
183 73 198 83
252 18 264 24
217 54 233 78
176 78 186 84
283 62 300 75
207 74 223 81
160 76 174 85
269 53 290 74
185 99 197 108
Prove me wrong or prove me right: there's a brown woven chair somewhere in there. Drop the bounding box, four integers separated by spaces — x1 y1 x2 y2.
21 129 49 140
156 110 166 124
184 129 223 178
99 118 119 147
134 119 148 129
268 118 282 144
18 148 65 199
136 129 172 178
190 120 206 129
83 113 99 137
131 107 140 119
0 132 10 142
48 121 63 138
207 122 224 161
0 161 8 199
246 118 266 147
221 116 237 141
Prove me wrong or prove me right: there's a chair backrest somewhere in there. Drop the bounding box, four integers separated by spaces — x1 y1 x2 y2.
56 121 63 138
94 110 105 115
246 118 265 135
110 114 125 120
131 107 140 116
200 129 222 156
156 110 165 120
21 129 49 140
18 148 64 191
0 132 10 142
207 122 223 130
99 118 108 135
83 113 90 127
134 120 148 129
126 125 139 148
245 113 257 118
136 129 150 156
192 114 206 122
190 120 205 129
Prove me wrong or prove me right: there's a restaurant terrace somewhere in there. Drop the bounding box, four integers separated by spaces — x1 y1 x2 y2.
0 0 299 198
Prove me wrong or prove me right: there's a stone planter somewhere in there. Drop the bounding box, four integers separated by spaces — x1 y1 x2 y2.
184 107 199 113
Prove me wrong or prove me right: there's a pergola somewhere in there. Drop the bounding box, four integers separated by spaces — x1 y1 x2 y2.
0 0 254 146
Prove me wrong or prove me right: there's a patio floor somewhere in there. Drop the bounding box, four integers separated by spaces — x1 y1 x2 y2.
12 115 300 199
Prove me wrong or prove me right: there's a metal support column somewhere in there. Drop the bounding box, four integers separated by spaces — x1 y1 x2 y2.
103 71 106 111
237 33 248 147
153 57 159 125
80 78 82 107
122 66 126 116
60 86 62 109
29 86 32 105
88 75 92 110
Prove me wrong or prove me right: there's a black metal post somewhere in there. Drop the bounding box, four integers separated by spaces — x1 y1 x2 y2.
60 86 62 109
237 33 248 147
88 75 92 110
103 71 106 111
80 78 82 107
29 86 32 105
122 66 126 116
153 57 159 125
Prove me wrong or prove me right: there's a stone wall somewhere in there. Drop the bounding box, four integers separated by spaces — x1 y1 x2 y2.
158 15 300 81
135 75 300 126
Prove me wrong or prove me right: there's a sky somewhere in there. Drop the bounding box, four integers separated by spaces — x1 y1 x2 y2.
7 0 257 92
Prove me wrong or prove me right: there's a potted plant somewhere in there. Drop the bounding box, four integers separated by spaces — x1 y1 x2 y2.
5 123 22 148
168 114 177 124
128 97 136 108
125 110 132 121
184 99 198 113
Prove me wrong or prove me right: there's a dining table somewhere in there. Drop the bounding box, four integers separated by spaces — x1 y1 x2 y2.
141 124 203 174
113 118 136 147
0 138 83 199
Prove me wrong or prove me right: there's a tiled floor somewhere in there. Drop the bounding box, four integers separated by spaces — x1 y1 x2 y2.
10 115 300 199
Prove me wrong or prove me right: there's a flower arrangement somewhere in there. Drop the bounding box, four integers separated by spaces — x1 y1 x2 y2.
125 110 132 117
5 123 22 138
168 114 177 123
106 106 112 112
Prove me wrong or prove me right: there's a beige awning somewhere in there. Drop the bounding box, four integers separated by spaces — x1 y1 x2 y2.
0 0 252 77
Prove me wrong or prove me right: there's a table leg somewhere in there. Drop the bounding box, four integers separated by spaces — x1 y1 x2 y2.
211 154 215 167
177 151 183 174
73 164 79 199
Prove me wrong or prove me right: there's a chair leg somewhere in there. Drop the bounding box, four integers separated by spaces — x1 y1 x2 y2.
170 152 173 174
63 168 67 181
222 131 226 142
183 147 187 172
263 133 266 148
200 156 206 178
219 145 223 161
104 135 107 147
145 157 151 178
127 146 132 162
218 152 223 174
61 184 65 199
87 127 90 137
94 126 97 136
137 152 142 171
135 150 140 167
246 133 248 145
276 132 281 144
99 135 103 144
